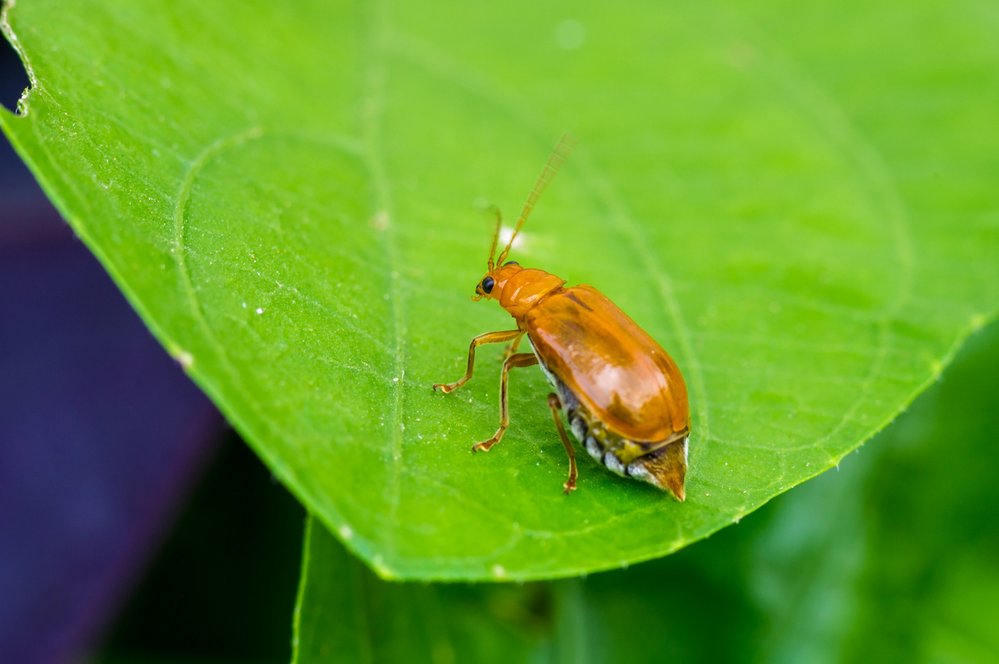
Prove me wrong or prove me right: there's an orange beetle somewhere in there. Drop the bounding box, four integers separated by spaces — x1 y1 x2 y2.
434 136 690 500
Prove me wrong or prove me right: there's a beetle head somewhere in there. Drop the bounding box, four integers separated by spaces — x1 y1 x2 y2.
475 261 566 318
474 261 521 301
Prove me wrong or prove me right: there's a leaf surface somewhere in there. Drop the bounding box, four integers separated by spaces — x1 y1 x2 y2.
293 322 999 662
2 0 997 580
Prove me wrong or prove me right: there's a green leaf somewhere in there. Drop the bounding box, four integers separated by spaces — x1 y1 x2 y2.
293 518 547 664
2 0 997 580
293 321 999 663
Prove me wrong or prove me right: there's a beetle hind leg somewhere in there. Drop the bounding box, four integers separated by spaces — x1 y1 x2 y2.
546 393 578 494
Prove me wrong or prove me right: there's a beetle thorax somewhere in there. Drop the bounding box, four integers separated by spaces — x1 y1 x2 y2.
479 264 565 319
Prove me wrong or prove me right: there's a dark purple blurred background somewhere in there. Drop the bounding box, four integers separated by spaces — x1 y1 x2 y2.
1 39 301 664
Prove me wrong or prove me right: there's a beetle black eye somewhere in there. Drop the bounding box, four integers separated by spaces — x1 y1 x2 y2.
481 276 495 294
504 260 518 266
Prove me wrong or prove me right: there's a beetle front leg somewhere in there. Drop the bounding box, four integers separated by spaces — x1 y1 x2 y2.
433 329 523 394
472 352 538 452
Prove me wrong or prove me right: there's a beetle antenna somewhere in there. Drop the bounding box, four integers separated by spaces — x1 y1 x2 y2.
486 205 502 271
496 133 576 265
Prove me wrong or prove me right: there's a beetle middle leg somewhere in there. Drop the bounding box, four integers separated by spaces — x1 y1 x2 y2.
546 393 578 494
433 329 523 394
472 352 538 453
500 333 524 363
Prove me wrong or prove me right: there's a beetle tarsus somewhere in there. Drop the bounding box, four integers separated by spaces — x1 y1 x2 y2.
472 432 503 453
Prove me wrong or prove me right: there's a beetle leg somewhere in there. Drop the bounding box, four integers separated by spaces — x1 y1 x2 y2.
433 329 523 394
546 393 578 494
500 332 525 363
472 352 538 452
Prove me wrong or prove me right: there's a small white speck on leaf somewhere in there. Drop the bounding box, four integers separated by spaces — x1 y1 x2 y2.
726 40 760 70
172 349 194 370
491 564 507 579
255 307 265 315
338 524 353 539
370 210 390 231
554 19 587 50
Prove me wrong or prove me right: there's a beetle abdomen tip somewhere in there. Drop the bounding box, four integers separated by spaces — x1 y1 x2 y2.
625 436 688 501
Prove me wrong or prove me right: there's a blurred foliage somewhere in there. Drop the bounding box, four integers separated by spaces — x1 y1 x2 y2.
94 436 304 664
294 322 999 663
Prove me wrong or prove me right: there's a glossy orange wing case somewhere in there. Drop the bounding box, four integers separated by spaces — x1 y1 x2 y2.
524 285 689 443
